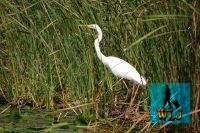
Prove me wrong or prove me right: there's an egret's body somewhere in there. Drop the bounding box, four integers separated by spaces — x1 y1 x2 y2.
88 24 147 85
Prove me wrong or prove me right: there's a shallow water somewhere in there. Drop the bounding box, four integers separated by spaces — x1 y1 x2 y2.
0 105 81 133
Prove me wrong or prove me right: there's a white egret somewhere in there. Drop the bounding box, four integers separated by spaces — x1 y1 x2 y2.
84 24 147 110
86 24 147 85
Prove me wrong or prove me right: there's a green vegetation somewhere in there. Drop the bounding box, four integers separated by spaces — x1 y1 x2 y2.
0 0 199 132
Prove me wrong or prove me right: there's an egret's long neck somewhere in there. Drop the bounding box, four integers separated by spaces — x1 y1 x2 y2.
94 28 108 66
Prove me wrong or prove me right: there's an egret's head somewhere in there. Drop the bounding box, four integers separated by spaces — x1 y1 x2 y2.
87 24 99 30
79 24 102 40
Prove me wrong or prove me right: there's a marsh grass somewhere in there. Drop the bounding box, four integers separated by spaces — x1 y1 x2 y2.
0 0 199 132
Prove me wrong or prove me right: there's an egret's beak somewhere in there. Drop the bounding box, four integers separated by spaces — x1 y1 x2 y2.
79 24 93 29
87 24 93 28
79 24 89 28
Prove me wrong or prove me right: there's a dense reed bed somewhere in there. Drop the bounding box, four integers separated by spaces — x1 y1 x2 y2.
0 0 199 132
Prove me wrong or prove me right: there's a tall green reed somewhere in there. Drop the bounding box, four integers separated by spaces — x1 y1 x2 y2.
0 0 199 131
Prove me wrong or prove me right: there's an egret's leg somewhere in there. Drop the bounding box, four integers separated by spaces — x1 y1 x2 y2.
121 80 131 111
129 85 139 108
